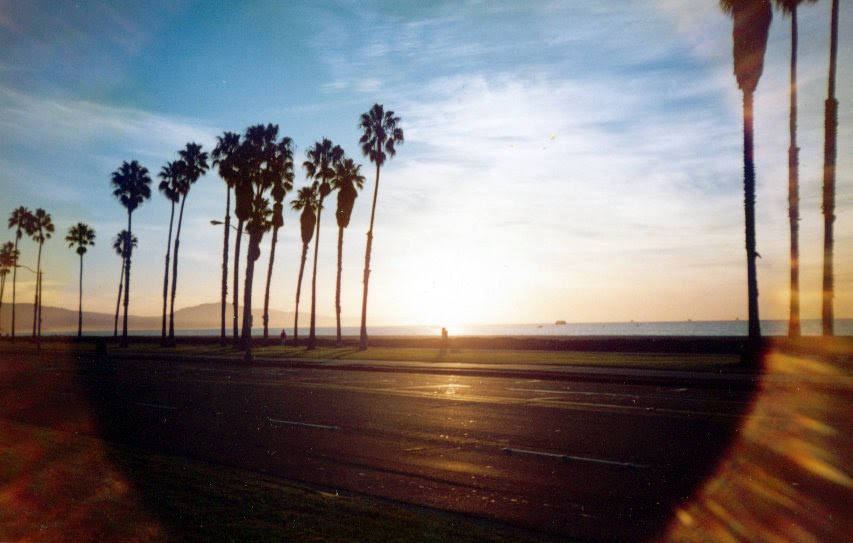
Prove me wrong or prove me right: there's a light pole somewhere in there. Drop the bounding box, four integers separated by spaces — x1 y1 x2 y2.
15 264 42 347
211 220 246 348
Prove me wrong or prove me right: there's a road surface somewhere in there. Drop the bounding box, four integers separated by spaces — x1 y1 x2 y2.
3 354 756 541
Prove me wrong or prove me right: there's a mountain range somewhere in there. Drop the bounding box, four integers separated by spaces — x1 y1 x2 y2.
0 302 335 334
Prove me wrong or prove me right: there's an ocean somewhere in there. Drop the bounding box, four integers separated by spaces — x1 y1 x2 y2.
79 319 853 337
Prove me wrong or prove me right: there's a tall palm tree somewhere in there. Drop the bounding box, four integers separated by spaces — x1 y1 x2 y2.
720 0 772 344
357 104 404 350
212 131 241 346
158 160 183 345
111 160 152 348
821 0 839 336
0 241 18 336
7 206 33 341
331 158 365 346
237 124 293 360
262 137 295 339
112 230 137 338
168 142 209 343
776 0 817 337
303 138 344 349
29 209 54 339
65 223 95 338
290 185 317 340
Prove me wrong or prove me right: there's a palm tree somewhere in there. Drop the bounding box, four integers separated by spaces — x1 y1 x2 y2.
65 223 96 338
262 137 295 339
775 0 817 337
821 0 839 336
112 230 137 338
7 206 33 341
29 209 54 339
237 124 293 360
212 131 241 346
111 160 153 348
331 158 365 346
357 104 404 350
303 138 344 349
290 185 317 341
720 0 772 344
168 142 209 344
158 160 183 345
0 241 18 336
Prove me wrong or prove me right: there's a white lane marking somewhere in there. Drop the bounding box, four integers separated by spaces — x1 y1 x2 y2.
134 401 177 410
507 387 639 399
404 384 472 390
267 417 340 431
502 447 647 469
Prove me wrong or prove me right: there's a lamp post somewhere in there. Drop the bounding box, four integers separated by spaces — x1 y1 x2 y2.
211 220 247 348
15 264 42 347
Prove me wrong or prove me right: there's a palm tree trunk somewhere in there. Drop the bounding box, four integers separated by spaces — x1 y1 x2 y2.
121 213 133 348
161 201 175 344
33 241 42 337
822 0 838 336
77 253 83 338
37 270 43 339
308 196 324 350
241 231 261 358
1 275 6 334
233 219 244 348
743 90 760 342
262 225 279 339
11 237 18 341
168 194 188 342
220 189 231 346
335 225 344 346
114 257 124 338
788 8 801 338
294 242 308 340
359 163 381 350
0 275 5 333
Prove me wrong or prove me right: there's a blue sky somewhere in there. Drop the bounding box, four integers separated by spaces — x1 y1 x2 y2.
1 0 850 327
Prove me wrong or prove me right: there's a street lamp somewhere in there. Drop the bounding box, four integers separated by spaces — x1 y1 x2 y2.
15 264 43 343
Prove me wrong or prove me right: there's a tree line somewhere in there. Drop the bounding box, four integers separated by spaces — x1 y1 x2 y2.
720 0 840 351
17 103 403 359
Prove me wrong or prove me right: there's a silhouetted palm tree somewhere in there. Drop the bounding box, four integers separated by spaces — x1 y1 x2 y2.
112 230 137 338
212 131 241 346
303 138 344 349
111 160 152 347
331 158 365 346
237 124 294 360
65 223 95 338
0 241 18 336
7 206 33 341
775 0 817 337
29 208 54 339
262 137 295 339
357 104 404 350
168 143 209 343
821 0 839 336
158 160 183 345
720 0 772 343
290 185 317 340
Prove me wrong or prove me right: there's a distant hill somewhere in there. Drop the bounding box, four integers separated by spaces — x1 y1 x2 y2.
0 302 334 334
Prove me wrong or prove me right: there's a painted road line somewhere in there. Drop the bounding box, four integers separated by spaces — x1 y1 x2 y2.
133 401 178 410
267 417 340 431
502 447 648 469
507 387 639 399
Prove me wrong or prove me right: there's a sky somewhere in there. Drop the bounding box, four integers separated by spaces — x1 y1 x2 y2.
0 0 851 328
